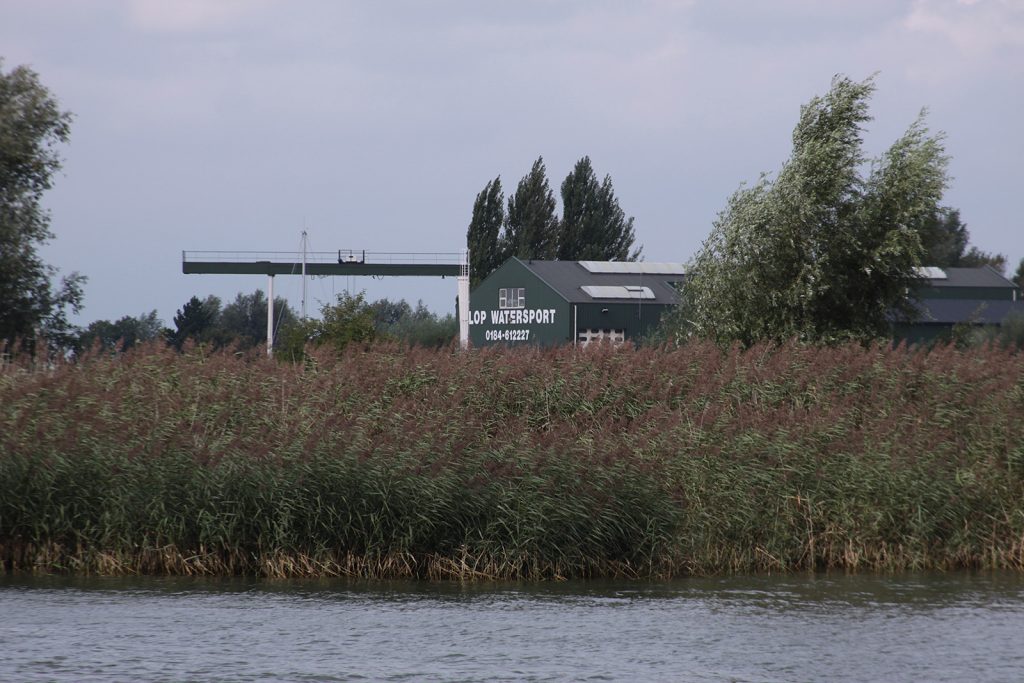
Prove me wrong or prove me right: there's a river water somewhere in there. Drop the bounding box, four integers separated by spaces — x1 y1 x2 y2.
1 572 1022 682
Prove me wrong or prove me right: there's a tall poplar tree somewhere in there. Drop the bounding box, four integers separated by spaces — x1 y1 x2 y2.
503 156 558 261
557 156 640 261
466 177 504 288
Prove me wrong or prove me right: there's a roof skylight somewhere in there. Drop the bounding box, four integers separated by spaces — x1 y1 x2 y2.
580 285 656 300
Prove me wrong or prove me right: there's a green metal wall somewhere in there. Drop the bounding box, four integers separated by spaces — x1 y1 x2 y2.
469 260 573 347
892 322 954 346
572 300 671 342
917 286 1016 301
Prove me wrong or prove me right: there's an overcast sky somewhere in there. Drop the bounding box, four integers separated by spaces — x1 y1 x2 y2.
4 0 1023 325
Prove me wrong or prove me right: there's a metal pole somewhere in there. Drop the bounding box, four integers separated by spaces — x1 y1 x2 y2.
267 274 275 357
301 231 307 319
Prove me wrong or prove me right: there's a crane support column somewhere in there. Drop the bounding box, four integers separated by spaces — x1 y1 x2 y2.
267 274 275 357
458 250 470 349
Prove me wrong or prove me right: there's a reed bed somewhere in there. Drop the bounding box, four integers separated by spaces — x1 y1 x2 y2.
2 341 1023 579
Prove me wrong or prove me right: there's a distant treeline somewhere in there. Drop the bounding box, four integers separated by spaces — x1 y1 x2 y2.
2 341 1022 579
74 290 457 356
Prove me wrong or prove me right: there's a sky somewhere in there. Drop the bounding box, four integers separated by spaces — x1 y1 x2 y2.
3 0 1023 326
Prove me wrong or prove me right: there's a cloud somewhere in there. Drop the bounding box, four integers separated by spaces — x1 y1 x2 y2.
124 0 279 32
904 0 1024 59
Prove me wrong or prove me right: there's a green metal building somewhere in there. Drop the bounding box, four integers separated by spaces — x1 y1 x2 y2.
471 260 1023 348
469 258 684 347
895 266 1023 344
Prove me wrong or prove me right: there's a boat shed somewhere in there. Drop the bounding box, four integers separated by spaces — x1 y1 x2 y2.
469 258 684 347
894 265 1023 344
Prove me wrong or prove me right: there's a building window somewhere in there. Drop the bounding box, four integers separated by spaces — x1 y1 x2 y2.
499 287 525 309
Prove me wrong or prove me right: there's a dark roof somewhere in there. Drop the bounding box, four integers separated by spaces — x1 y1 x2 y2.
517 259 683 305
924 266 1018 289
912 299 1024 325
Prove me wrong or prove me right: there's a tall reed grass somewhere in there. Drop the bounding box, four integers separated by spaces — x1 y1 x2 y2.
2 341 1022 578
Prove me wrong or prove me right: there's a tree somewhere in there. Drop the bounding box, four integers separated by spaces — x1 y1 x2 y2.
0 60 84 356
217 289 296 350
168 295 220 350
466 177 505 289
917 206 1007 272
466 158 642 282
677 75 949 346
959 246 1006 274
371 297 413 328
276 292 378 360
77 310 163 354
370 297 456 347
919 207 968 267
503 156 559 261
317 291 378 351
1014 258 1024 291
557 156 640 261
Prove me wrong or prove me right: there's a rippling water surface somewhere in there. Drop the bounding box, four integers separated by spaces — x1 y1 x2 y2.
2 572 1022 682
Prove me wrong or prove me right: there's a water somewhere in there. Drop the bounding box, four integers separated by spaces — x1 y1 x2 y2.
2 572 1022 682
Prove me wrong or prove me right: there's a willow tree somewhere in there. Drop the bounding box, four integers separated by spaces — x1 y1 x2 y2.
677 75 949 346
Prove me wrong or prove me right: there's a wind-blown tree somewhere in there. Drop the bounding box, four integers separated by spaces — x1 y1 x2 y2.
0 60 84 356
503 156 559 261
677 75 949 346
557 156 640 261
466 177 505 289
77 311 163 354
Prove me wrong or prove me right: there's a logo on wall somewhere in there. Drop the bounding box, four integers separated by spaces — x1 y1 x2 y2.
469 285 557 341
